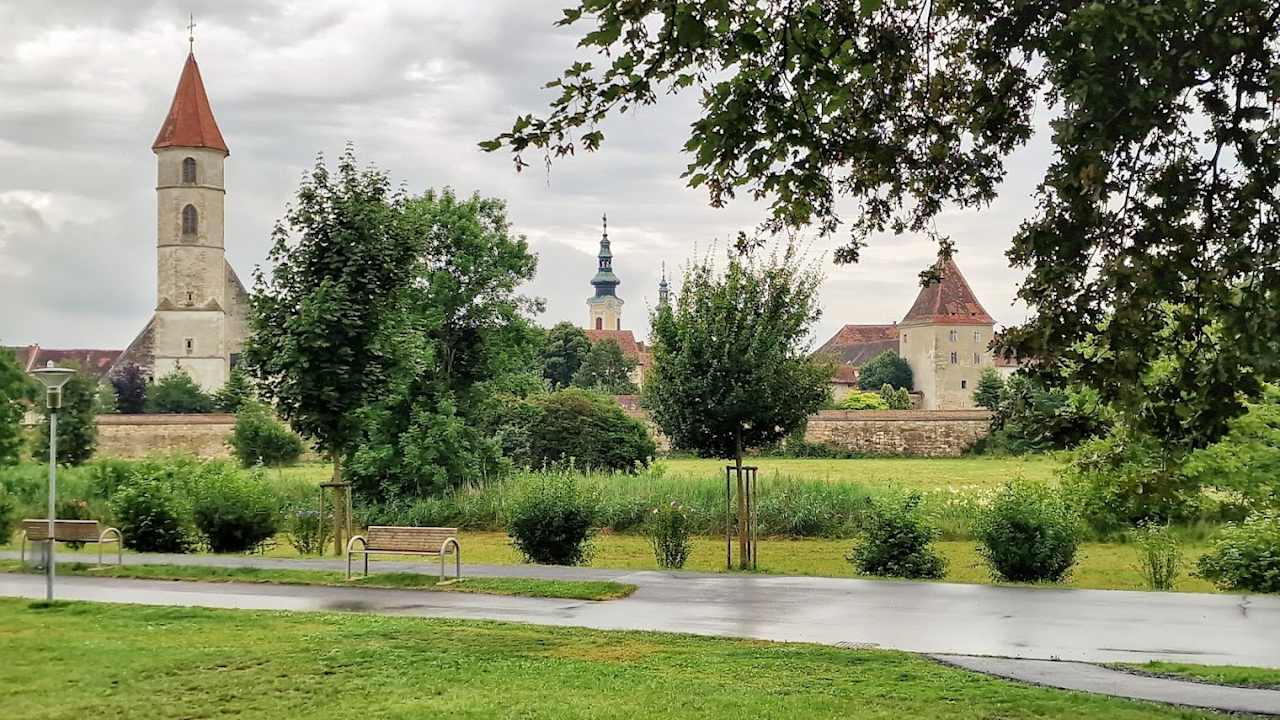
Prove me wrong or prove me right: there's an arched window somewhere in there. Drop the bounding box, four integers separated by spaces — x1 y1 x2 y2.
616 319 621 330
182 204 198 236
595 317 603 330
182 157 197 184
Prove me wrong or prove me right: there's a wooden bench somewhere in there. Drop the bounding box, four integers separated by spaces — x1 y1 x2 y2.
346 526 460 580
21 519 123 567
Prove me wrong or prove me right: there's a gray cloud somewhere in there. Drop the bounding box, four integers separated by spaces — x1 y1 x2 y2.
0 0 1047 353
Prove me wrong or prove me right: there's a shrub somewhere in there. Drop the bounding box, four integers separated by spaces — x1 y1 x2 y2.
838 390 888 411
847 493 946 579
110 478 192 553
504 388 655 472
857 350 912 391
1183 385 1280 513
647 501 693 569
191 469 281 553
1061 427 1203 535
0 486 16 543
284 506 328 555
111 364 147 413
145 371 214 413
230 401 304 467
973 368 1004 410
213 369 255 413
1196 512 1280 593
56 497 94 549
506 474 597 565
1131 524 1181 591
975 480 1080 583
878 384 912 410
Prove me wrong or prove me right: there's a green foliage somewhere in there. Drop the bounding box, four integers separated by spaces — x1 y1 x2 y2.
1196 512 1280 594
1131 524 1182 591
244 146 422 473
213 369 255 413
975 480 1080 583
878 384 912 410
506 474 597 565
230 401 304 468
284 506 328 555
32 370 98 466
644 244 831 464
0 486 15 542
984 375 1108 454
1060 427 1203 535
540 322 590 389
145 371 214 414
839 390 888 411
110 364 147 414
1183 385 1280 512
858 351 912 391
498 388 655 472
0 348 31 466
646 501 693 569
491 0 1280 452
847 493 946 579
572 339 637 394
973 368 1004 410
191 469 281 553
344 187 540 501
109 478 192 553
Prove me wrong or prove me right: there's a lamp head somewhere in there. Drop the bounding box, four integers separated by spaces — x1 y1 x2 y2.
30 361 75 409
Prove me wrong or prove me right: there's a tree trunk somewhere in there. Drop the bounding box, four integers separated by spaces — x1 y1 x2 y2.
331 451 344 556
735 429 748 570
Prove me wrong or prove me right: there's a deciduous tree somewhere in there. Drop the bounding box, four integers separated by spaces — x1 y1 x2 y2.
644 244 830 567
541 322 591 389
857 351 912 391
572 338 637 394
0 348 31 465
32 368 98 466
110 363 147 414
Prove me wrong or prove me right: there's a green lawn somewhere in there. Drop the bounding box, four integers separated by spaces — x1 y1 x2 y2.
0 599 1221 719
0 560 634 601
1115 661 1280 690
659 455 1062 489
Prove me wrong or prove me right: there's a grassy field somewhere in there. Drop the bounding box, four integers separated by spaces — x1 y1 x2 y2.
270 455 1064 491
1115 661 1280 690
0 560 634 601
0 599 1222 719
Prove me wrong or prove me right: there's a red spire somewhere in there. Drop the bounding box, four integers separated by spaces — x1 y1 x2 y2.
902 255 994 325
152 52 228 155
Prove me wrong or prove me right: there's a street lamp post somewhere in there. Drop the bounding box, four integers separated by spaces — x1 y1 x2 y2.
29 362 75 602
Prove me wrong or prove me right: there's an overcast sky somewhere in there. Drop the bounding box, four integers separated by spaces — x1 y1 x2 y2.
0 1 1052 350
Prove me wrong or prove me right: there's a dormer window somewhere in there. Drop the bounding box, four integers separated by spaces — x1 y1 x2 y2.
182 157 197 184
182 204 198 236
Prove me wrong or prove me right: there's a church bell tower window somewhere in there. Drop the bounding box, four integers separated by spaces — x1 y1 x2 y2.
182 157 197 184
182 204 198 237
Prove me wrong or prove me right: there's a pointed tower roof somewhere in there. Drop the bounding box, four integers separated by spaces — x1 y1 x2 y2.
152 52 228 155
590 213 620 297
901 254 994 325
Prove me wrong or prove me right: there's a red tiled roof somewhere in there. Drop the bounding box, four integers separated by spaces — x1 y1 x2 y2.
153 52 228 155
902 255 994 325
831 364 859 384
816 324 899 367
4 345 122 380
585 329 641 358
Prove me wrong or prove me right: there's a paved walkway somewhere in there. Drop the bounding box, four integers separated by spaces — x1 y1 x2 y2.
4 552 1280 714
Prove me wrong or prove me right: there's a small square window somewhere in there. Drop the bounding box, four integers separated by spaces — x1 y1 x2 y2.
974 330 982 343
949 351 958 364
961 379 967 389
184 338 195 355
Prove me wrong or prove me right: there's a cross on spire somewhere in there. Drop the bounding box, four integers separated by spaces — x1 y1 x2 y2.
187 14 197 53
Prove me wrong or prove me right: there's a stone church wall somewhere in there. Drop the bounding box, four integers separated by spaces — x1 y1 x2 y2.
803 410 991 457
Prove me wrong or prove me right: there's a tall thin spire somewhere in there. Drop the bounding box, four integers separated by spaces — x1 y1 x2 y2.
590 213 620 298
658 262 670 307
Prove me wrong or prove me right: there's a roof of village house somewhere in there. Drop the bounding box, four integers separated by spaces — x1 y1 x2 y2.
585 328 641 358
152 52 229 155
831 364 860 384
815 324 900 367
4 345 122 381
902 255 994 325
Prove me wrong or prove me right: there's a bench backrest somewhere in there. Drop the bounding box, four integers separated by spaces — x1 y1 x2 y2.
366 526 457 553
23 519 103 543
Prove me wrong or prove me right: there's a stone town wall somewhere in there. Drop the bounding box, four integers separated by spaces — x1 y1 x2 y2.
96 414 237 459
803 410 991 458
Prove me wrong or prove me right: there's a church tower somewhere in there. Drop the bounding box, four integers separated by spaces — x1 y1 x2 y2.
586 214 623 330
150 50 236 391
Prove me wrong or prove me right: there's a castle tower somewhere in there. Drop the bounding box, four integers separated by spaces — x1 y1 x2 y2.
150 50 233 391
898 253 995 410
586 213 623 330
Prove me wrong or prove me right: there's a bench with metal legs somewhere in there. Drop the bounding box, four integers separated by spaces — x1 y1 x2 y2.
20 519 123 567
346 526 461 581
